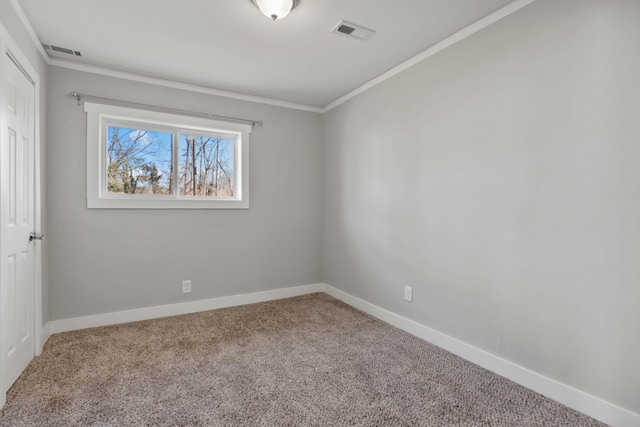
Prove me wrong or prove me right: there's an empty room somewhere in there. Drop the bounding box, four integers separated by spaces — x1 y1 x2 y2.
0 0 638 425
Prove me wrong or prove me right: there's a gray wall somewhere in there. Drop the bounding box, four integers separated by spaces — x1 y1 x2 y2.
47 67 323 320
0 0 49 326
323 0 640 414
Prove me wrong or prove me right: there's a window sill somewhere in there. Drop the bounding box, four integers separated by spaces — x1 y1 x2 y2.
87 197 249 210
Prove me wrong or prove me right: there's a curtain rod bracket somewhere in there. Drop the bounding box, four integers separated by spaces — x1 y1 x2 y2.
70 91 81 106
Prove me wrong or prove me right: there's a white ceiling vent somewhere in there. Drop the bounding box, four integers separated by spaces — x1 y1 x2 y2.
332 21 375 41
42 44 82 58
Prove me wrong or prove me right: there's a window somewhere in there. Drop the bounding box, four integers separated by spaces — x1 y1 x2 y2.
85 102 250 208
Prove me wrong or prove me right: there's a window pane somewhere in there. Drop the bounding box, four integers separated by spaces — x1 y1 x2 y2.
178 134 235 197
107 126 172 195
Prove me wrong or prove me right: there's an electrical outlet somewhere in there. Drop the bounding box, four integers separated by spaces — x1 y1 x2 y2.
182 280 192 294
404 285 413 302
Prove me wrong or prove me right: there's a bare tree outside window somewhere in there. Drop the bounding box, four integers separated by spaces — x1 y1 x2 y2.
107 126 172 195
178 134 235 197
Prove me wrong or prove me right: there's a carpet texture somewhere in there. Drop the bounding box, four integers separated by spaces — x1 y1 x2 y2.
0 293 605 426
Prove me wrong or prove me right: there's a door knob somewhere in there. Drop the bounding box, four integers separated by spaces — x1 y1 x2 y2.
29 232 43 241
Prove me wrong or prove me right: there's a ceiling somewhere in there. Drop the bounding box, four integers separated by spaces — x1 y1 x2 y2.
16 0 516 108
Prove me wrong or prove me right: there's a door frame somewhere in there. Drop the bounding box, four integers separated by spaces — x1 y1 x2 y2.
0 21 43 407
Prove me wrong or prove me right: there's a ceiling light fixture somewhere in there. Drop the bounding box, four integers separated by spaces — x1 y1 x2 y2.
252 0 297 21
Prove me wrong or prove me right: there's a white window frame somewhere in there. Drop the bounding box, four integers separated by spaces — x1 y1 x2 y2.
85 102 250 209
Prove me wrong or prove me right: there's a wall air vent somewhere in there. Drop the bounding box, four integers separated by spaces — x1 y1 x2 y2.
332 21 376 41
42 44 82 57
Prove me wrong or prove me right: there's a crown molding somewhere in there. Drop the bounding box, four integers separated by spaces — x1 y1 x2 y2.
9 0 48 61
49 59 324 113
322 0 537 113
11 0 535 114
11 0 321 113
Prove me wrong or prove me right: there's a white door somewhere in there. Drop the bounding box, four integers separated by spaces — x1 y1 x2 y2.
0 53 35 391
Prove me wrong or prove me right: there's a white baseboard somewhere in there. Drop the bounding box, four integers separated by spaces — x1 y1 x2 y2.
46 282 638 427
38 321 52 354
51 283 325 334
322 284 639 427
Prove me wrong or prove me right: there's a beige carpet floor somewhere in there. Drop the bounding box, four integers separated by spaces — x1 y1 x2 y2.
0 293 605 426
